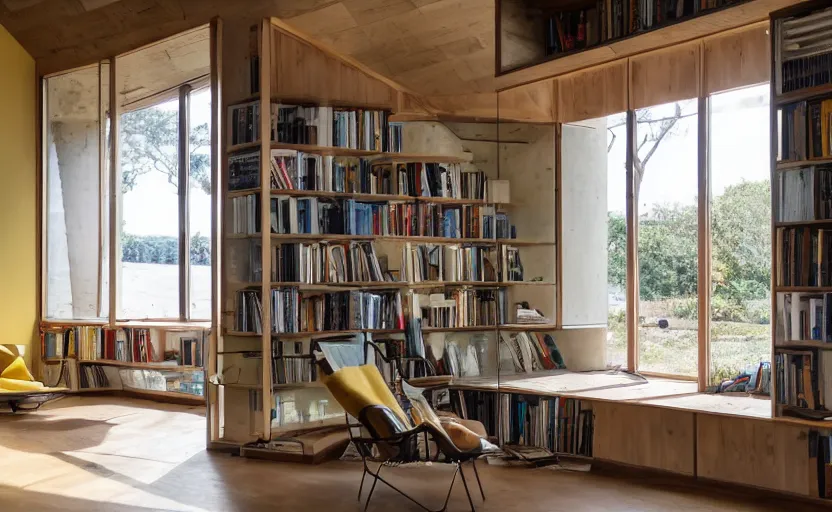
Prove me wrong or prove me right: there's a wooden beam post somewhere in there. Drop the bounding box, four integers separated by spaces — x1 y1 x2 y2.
259 18 272 441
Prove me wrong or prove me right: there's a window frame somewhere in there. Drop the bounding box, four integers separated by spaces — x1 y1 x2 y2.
42 63 211 324
610 82 771 388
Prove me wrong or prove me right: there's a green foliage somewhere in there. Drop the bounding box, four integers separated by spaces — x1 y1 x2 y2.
122 233 210 266
120 106 211 194
607 179 771 317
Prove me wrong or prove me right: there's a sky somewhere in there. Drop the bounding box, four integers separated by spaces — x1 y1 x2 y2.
606 84 770 214
121 89 212 237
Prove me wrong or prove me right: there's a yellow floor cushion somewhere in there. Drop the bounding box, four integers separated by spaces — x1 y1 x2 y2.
0 378 44 391
1 357 34 382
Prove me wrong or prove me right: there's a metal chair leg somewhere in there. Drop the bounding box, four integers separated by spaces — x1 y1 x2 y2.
471 459 485 500
363 464 382 512
458 462 476 512
358 467 367 501
360 462 461 512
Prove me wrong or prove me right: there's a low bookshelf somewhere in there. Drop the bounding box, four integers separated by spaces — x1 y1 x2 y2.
771 1 832 500
39 322 207 401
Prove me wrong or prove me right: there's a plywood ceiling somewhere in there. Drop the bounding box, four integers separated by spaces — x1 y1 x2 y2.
0 0 495 96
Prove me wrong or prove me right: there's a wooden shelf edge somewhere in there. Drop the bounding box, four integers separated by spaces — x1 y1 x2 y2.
776 157 832 170
78 360 203 371
775 83 832 106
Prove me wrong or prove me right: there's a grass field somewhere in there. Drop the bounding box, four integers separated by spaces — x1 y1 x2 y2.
606 309 770 384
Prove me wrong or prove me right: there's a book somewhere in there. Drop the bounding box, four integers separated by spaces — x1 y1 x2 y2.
238 287 404 334
413 287 507 329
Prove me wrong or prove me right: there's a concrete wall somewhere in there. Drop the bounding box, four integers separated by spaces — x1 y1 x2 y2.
0 24 36 366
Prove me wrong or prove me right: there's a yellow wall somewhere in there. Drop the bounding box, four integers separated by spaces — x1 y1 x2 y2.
0 24 37 366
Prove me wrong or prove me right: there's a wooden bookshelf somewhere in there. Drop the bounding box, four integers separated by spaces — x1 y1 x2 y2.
39 323 208 400
214 19 561 452
770 5 832 495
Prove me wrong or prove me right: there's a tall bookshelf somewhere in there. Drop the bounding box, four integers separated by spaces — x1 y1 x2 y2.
771 1 832 499
213 20 562 457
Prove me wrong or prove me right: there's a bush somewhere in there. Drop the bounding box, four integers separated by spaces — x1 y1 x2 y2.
122 233 210 266
672 297 698 320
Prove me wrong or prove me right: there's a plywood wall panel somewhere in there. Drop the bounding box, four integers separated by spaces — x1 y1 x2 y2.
498 79 555 123
703 22 770 95
271 28 395 109
630 42 701 110
697 415 811 496
593 402 695 475
557 60 627 123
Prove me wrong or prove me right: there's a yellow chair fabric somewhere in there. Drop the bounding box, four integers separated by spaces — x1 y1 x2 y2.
0 345 44 392
322 365 411 427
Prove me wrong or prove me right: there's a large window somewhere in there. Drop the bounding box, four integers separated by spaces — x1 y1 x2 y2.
636 100 699 376
44 28 212 323
117 87 212 320
708 85 771 384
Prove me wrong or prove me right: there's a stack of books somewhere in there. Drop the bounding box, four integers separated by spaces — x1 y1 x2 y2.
414 288 506 329
775 6 832 94
238 288 404 334
775 349 832 415
272 341 314 385
498 394 593 457
271 241 388 284
397 164 487 200
404 243 498 283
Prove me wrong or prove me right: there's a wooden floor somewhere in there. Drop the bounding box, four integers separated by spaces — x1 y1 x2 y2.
0 396 823 511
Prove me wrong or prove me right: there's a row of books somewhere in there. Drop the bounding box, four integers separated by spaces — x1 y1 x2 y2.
775 227 832 286
274 104 401 152
441 338 490 378
42 326 158 364
498 394 593 457
229 102 403 152
271 241 387 284
500 331 566 374
397 164 487 200
779 99 832 161
775 349 832 415
414 289 508 329
403 243 498 283
781 101 809 161
272 341 314 385
781 293 832 342
267 196 500 239
236 288 404 334
775 6 832 94
79 365 111 390
777 166 832 222
545 0 720 57
247 238 527 287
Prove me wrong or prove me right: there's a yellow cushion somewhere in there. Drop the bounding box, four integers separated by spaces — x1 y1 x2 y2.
0 345 16 372
0 378 44 391
322 365 410 428
1 357 34 382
